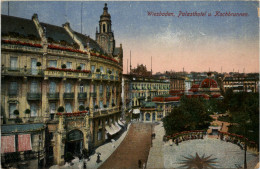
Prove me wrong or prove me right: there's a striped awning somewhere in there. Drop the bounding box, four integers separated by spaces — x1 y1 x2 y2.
111 123 120 133
118 120 125 126
105 125 117 135
115 122 122 132
1 135 16 153
1 123 45 134
18 134 32 152
133 109 140 114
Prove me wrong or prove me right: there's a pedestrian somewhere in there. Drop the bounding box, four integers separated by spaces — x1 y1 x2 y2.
143 162 146 169
83 161 87 169
138 159 142 168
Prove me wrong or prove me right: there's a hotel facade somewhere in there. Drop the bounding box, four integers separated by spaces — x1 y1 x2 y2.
1 4 123 167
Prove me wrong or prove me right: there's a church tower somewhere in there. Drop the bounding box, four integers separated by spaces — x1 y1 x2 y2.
96 3 115 55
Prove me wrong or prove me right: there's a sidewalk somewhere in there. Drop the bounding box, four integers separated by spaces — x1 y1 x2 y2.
50 123 131 169
146 122 165 169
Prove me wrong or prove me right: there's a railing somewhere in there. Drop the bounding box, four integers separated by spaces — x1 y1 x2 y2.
2 43 43 53
44 69 91 79
101 109 108 115
102 74 109 80
2 67 44 77
63 93 74 99
90 92 97 97
47 48 87 57
27 93 42 101
47 93 59 100
78 92 87 99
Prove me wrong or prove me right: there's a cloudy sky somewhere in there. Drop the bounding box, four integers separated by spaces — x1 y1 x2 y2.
1 1 259 73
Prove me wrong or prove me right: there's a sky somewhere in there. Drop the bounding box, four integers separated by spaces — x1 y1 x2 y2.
1 1 259 74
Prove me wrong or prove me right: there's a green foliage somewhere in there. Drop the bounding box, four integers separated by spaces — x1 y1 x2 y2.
94 105 99 109
36 62 41 67
79 105 85 111
13 110 19 116
226 92 259 145
61 64 66 69
77 66 82 70
15 117 23 124
103 105 107 108
86 107 90 111
112 103 115 107
96 69 100 73
57 106 64 113
25 109 31 114
163 97 213 135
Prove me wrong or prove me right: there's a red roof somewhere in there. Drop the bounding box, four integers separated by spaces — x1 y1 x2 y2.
152 96 180 102
200 78 218 88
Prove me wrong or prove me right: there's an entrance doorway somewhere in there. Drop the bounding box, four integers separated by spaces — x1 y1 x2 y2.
65 130 83 159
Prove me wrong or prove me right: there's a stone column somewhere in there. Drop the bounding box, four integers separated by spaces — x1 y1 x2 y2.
42 79 48 122
74 81 79 112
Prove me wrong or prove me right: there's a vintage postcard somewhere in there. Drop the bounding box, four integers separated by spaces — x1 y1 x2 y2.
1 1 259 169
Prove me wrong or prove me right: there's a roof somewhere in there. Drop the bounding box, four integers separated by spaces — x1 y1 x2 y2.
141 102 157 108
1 15 40 39
41 22 75 45
200 78 218 88
1 123 45 134
74 32 104 53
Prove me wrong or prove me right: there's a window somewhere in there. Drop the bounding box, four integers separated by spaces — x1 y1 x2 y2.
30 103 37 117
31 58 37 75
66 62 72 69
80 63 85 70
9 82 18 96
49 103 56 114
49 82 56 93
30 81 38 93
91 65 95 73
99 85 103 94
98 129 102 141
79 84 84 93
10 57 18 70
65 83 72 93
9 103 17 118
65 103 72 113
79 102 84 106
103 24 106 33
99 101 103 109
100 66 103 73
48 60 57 68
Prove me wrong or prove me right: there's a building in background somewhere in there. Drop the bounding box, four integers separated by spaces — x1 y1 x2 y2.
1 3 123 167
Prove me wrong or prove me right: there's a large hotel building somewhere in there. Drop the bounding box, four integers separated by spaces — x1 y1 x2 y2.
1 4 123 167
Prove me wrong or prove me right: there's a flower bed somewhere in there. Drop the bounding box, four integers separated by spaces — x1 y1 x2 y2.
48 44 88 54
90 52 118 63
2 39 42 48
47 67 91 73
56 110 88 117
166 130 204 139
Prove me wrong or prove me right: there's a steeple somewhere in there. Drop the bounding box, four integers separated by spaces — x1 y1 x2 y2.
96 3 115 54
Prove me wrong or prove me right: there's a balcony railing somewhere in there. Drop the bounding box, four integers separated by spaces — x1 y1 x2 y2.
44 69 91 79
78 92 87 99
101 109 108 115
27 93 41 101
2 67 44 77
102 74 109 80
9 92 18 97
2 43 43 53
47 92 59 100
63 93 74 99
90 92 97 97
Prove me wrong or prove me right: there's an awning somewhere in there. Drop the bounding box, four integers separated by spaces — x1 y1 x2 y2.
18 134 32 152
1 123 45 134
133 109 140 114
128 109 132 113
115 122 122 132
1 135 15 153
111 123 120 133
105 125 117 135
118 120 125 126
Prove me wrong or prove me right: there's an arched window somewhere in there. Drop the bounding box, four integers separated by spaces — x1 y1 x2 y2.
79 84 84 93
103 24 106 33
107 24 110 32
65 83 72 93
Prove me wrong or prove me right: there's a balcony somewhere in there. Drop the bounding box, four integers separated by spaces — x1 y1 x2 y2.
47 93 59 100
2 67 44 77
27 93 41 101
78 92 87 100
90 92 97 97
101 109 108 115
9 92 18 97
102 74 109 80
44 68 91 79
110 75 114 80
63 93 74 99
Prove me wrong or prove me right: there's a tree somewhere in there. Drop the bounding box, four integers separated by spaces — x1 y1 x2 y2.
163 97 213 135
79 105 85 111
